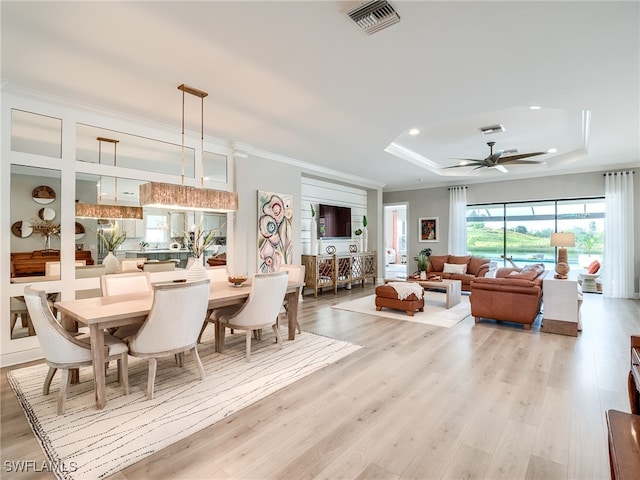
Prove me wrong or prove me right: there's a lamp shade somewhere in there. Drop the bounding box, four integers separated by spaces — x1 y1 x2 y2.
550 232 575 247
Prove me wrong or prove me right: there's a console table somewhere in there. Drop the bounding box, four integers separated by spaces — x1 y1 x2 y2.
542 276 583 336
302 251 376 298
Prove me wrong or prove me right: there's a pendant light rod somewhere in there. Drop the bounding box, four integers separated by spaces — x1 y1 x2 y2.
177 84 208 186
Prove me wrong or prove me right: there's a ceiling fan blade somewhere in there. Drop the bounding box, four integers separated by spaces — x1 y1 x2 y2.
499 159 546 165
499 151 546 162
494 165 509 173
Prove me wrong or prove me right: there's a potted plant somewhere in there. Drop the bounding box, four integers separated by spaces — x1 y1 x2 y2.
184 217 225 281
414 248 432 279
97 223 126 273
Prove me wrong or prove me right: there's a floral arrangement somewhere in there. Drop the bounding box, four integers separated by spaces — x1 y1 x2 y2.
184 217 225 258
97 222 127 252
30 219 61 238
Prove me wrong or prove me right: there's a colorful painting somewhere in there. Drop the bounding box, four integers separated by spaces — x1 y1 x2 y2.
257 191 293 272
418 217 438 242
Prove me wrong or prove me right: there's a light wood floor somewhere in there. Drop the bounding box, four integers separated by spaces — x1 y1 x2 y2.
2 285 639 479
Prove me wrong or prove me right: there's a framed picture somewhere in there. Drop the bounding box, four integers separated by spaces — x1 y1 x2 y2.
418 217 438 242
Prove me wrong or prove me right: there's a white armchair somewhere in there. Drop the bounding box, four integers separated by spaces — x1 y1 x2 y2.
126 279 210 400
23 286 129 415
209 271 289 362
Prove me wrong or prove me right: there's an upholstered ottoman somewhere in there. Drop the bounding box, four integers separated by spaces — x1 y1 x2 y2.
375 284 424 316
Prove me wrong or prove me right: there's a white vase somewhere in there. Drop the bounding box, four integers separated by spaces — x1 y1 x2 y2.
362 227 368 252
310 217 318 255
186 256 208 282
103 251 119 274
420 271 427 280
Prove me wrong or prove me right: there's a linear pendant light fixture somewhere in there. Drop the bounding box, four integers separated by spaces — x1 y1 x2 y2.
139 84 238 212
76 137 144 219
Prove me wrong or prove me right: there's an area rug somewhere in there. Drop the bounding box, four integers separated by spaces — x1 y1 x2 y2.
332 291 471 328
7 331 361 480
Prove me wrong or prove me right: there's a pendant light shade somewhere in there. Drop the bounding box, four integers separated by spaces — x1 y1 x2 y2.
76 137 144 219
139 84 238 212
139 182 238 212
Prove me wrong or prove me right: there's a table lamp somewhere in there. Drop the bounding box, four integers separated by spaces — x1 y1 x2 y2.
550 232 575 279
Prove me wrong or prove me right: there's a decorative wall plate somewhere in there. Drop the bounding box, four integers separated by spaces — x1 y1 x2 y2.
11 220 33 238
75 222 86 240
32 185 56 204
38 207 56 221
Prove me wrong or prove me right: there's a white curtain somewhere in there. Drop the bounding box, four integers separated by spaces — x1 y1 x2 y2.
448 186 467 255
603 171 635 298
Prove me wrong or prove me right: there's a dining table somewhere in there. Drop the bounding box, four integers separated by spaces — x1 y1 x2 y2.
55 279 304 410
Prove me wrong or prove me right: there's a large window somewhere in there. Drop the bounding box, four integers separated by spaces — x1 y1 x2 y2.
467 198 604 268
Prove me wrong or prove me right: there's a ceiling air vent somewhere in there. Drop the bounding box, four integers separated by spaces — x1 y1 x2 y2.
348 0 400 35
479 124 505 135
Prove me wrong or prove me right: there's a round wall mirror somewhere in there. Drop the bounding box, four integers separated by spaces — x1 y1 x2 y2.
32 185 56 204
38 207 56 221
75 222 86 240
11 220 33 238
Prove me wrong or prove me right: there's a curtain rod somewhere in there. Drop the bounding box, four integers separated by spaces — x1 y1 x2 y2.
603 171 635 176
447 186 468 190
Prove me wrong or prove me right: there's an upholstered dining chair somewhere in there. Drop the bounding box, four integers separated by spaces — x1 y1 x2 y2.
142 260 177 272
124 279 210 400
278 264 305 334
209 271 289 362
101 271 153 339
120 258 144 272
23 285 129 415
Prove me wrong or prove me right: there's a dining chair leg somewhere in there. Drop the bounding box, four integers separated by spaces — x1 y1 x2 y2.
147 358 157 400
245 330 252 362
58 369 71 415
118 354 129 395
216 322 226 353
43 367 57 396
272 323 283 349
191 347 205 381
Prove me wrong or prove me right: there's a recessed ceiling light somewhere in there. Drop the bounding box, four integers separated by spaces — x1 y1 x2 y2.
409 128 420 136
547 148 557 153
529 105 542 110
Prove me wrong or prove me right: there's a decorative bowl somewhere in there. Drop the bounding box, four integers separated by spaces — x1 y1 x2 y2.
227 272 248 287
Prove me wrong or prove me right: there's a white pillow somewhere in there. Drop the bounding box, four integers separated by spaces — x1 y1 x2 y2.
443 262 467 274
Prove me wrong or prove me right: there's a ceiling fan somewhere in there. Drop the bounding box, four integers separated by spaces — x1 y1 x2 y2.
443 141 547 173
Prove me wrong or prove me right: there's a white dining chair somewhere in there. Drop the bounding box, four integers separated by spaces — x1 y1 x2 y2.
101 271 153 338
23 285 129 415
209 271 289 362
44 261 61 278
120 258 144 272
125 279 210 400
142 260 177 272
278 264 305 334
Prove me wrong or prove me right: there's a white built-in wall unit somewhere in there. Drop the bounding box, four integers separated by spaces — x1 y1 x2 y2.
301 176 369 256
1 88 235 366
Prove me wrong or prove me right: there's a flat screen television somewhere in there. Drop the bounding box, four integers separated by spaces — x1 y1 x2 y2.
318 204 351 238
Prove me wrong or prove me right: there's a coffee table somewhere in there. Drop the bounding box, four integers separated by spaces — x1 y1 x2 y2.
384 277 461 309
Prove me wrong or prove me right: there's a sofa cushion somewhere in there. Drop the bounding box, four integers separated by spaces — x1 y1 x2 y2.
588 259 601 274
448 255 471 266
467 256 488 276
443 262 467 274
428 255 449 272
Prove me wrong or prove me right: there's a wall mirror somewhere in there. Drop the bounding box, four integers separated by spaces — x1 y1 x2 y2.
10 165 62 283
204 151 228 184
10 292 60 340
11 109 63 159
76 123 195 177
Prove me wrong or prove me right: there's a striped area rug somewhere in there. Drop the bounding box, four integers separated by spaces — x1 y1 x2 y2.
7 330 361 480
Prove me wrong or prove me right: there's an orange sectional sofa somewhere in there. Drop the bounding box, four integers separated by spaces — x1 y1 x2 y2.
426 255 491 292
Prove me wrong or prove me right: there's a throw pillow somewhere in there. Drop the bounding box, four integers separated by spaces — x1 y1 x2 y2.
443 262 467 274
508 270 538 280
588 260 600 274
467 256 488 275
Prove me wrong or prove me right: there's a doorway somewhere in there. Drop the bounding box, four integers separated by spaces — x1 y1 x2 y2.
383 203 408 279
